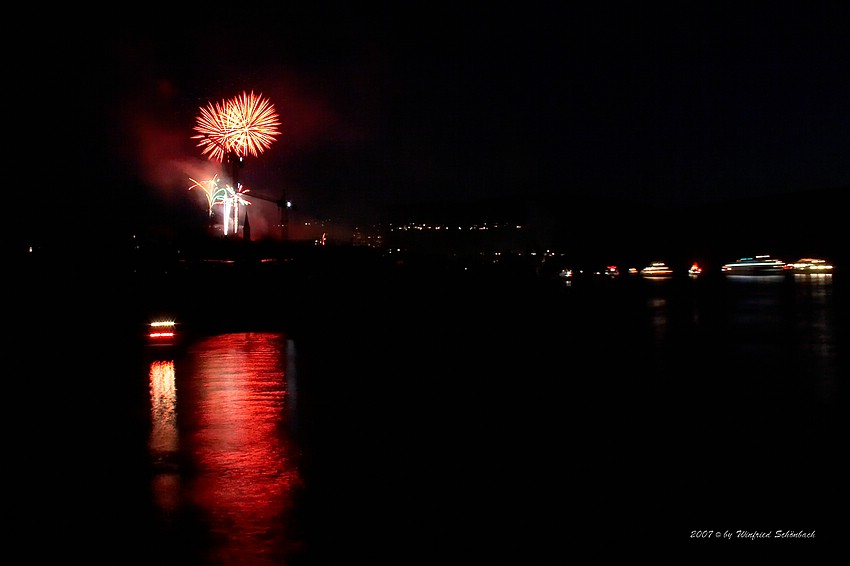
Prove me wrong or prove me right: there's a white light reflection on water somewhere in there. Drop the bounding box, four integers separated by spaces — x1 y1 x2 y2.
147 332 302 565
148 359 181 516
791 273 838 403
149 360 178 458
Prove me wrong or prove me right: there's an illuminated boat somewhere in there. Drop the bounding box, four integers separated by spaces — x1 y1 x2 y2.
146 319 179 347
721 255 790 275
640 262 673 277
596 265 619 277
688 262 703 277
789 258 834 273
558 268 573 280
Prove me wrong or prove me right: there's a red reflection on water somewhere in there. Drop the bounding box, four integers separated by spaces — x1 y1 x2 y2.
180 333 302 563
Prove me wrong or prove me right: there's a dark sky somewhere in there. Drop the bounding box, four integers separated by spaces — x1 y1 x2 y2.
27 3 850 242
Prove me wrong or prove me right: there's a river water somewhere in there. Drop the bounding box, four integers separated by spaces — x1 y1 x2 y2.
16 258 847 562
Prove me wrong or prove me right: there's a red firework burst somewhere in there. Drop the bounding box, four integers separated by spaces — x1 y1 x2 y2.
193 91 281 162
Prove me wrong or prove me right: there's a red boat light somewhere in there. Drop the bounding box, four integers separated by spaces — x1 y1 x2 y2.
149 331 176 339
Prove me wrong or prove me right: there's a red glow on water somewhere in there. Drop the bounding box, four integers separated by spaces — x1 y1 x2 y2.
178 333 302 563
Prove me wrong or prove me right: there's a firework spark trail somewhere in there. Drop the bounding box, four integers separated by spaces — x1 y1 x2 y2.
190 91 279 236
189 175 252 235
188 175 221 214
194 102 234 162
193 91 281 162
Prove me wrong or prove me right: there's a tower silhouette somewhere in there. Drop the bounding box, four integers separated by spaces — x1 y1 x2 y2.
242 208 251 241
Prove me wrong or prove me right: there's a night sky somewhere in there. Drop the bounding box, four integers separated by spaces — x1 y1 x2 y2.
24 3 850 244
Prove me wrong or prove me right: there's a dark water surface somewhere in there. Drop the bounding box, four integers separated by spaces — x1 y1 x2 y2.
16 257 847 562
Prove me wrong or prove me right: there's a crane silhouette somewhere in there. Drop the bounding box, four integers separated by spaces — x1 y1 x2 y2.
240 186 292 241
